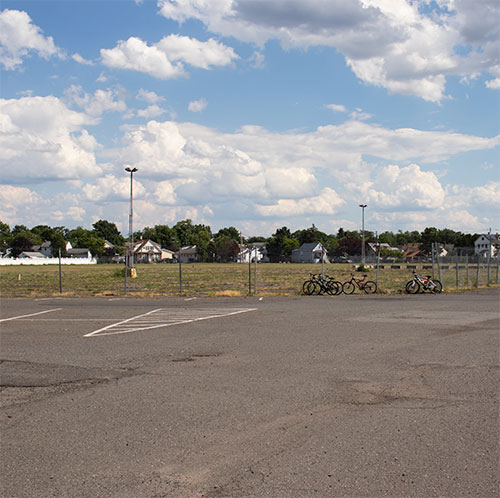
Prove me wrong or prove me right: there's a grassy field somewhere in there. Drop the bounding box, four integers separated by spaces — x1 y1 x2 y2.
1 262 498 298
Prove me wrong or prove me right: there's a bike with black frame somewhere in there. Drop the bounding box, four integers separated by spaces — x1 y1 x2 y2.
302 273 342 296
342 273 377 294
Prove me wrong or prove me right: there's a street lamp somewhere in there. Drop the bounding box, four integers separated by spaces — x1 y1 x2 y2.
125 167 138 270
359 204 367 266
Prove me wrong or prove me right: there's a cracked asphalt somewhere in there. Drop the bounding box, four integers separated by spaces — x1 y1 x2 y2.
1 290 499 497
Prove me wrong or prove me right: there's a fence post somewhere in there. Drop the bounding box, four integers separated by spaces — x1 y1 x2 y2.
248 248 252 295
487 250 491 286
58 248 62 294
455 255 459 290
124 252 127 294
475 257 480 288
465 254 469 288
179 248 183 294
254 244 257 295
436 243 442 285
496 258 499 284
321 246 325 279
431 244 435 279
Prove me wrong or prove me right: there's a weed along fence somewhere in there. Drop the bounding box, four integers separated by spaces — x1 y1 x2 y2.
1 261 499 298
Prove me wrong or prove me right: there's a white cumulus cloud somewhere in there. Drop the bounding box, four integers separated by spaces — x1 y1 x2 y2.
64 85 127 117
158 0 499 102
0 9 63 70
256 187 344 217
351 163 446 211
188 98 208 112
0 96 101 182
100 34 238 79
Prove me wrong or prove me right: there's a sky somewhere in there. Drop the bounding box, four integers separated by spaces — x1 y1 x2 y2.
0 0 499 238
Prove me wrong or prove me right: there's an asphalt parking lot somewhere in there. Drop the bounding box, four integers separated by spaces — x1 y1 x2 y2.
1 290 499 497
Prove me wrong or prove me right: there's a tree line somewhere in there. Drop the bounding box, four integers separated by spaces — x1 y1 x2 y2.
0 219 479 262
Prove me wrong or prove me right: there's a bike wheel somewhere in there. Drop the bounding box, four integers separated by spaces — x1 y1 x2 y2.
363 281 377 294
330 280 343 295
431 280 442 293
324 281 336 295
302 280 315 295
405 280 420 294
326 280 340 295
342 281 355 294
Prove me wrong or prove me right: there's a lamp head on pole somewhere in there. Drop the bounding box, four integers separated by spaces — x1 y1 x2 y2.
125 167 138 173
359 204 367 208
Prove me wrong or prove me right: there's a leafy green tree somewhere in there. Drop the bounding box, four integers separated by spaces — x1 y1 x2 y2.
335 236 361 256
92 220 125 247
380 248 404 260
31 225 53 241
68 227 105 257
154 225 176 248
172 220 212 261
215 227 240 242
11 225 29 236
247 236 267 243
293 224 326 245
378 231 397 246
0 221 11 252
31 224 69 256
11 230 41 257
420 227 439 254
322 234 339 256
267 226 299 262
50 232 67 257
455 232 476 247
215 236 239 262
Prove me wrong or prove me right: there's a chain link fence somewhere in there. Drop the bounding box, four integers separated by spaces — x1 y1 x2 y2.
1 257 499 298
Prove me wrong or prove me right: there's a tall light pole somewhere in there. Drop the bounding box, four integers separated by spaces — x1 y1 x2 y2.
359 204 367 266
125 167 138 270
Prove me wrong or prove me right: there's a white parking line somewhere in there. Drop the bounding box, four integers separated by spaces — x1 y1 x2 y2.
84 307 257 337
0 308 62 323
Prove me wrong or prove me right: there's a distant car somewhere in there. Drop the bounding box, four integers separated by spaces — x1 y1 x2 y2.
333 256 352 263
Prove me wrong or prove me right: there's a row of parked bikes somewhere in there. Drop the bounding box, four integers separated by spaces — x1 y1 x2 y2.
302 271 442 296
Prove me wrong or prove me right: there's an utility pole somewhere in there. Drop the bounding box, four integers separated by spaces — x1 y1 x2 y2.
125 167 138 271
359 204 367 266
124 167 138 293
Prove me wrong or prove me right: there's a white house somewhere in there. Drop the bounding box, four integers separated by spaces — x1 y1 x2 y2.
474 234 500 258
367 242 402 255
18 251 46 259
161 248 176 262
32 241 52 257
177 245 198 263
237 243 268 263
68 248 93 259
133 239 162 263
291 242 328 264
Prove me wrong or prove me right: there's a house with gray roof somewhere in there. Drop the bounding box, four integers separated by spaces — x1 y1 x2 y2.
291 242 328 263
18 251 46 259
474 234 500 258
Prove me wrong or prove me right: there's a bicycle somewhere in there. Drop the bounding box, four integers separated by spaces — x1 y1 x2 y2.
405 271 442 294
302 273 342 296
342 274 377 294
